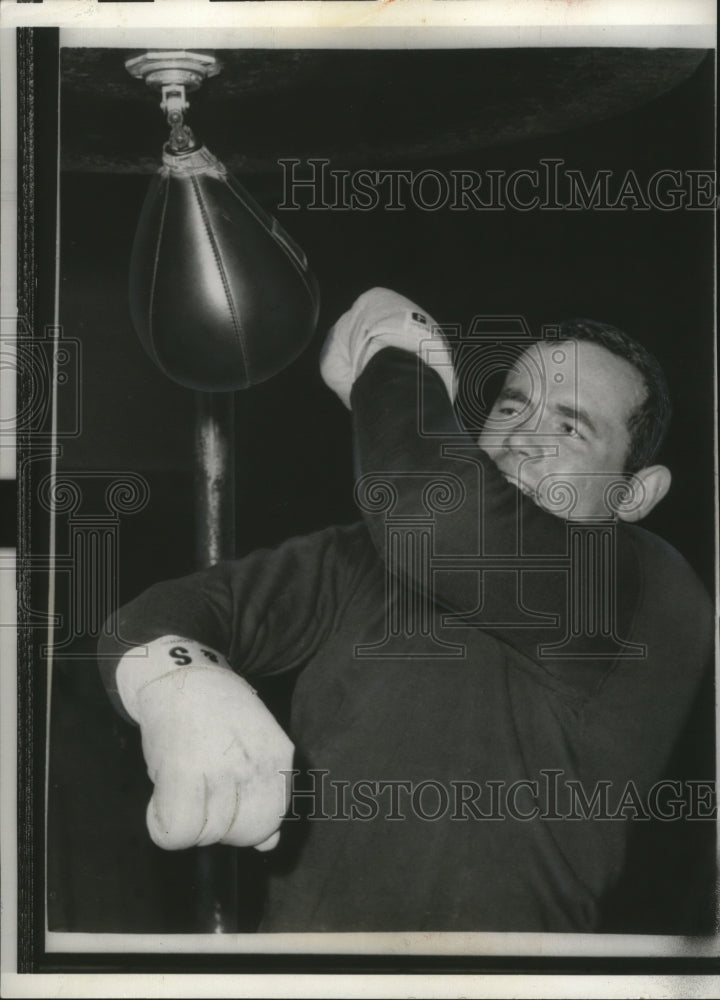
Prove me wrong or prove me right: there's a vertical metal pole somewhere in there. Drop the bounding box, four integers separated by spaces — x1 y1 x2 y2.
193 390 239 933
195 392 236 568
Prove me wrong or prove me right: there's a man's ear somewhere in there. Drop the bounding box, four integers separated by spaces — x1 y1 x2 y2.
615 465 672 523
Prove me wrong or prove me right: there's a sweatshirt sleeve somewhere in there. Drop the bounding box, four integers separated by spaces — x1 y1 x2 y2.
351 348 644 697
97 524 371 718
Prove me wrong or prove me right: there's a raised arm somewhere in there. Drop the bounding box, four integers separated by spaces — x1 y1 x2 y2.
319 289 654 699
349 346 639 692
337 297 712 808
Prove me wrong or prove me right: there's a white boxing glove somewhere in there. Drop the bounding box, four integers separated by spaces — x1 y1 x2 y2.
320 286 456 409
117 635 294 852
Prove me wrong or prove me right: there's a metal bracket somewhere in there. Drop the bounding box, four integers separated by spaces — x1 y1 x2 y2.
125 50 221 153
124 50 222 93
160 84 189 118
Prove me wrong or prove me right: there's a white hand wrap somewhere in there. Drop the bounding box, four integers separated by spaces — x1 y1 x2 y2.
320 286 456 409
117 636 294 852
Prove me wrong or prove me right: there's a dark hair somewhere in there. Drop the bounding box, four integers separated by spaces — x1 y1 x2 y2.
557 318 672 473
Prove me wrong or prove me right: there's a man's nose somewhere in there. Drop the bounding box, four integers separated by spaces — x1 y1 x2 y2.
502 419 560 457
503 426 541 456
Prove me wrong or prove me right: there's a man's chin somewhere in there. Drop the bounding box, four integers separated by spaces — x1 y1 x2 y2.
486 454 559 515
501 472 617 522
500 471 536 501
498 471 581 518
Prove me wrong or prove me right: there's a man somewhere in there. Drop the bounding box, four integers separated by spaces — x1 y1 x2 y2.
98 288 713 932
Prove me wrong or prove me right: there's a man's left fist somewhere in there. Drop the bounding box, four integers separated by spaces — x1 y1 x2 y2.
320 287 456 409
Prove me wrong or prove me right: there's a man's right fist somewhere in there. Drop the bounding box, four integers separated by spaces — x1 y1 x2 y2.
320 287 456 409
116 636 294 851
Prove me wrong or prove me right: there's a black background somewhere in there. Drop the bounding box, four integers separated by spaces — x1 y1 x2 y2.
46 47 715 940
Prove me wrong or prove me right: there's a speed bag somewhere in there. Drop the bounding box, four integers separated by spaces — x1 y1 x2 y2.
129 143 320 392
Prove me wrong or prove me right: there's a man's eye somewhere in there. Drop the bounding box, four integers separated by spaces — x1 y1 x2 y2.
498 405 520 417
561 422 583 439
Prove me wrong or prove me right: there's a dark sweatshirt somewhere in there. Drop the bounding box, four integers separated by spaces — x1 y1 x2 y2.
98 350 713 932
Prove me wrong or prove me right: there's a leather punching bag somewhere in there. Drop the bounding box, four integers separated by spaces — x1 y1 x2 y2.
129 143 320 391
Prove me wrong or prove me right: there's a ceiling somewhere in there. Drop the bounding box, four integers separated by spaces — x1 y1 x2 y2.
60 47 708 176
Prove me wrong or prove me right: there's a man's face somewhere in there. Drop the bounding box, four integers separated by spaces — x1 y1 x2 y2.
477 339 646 520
